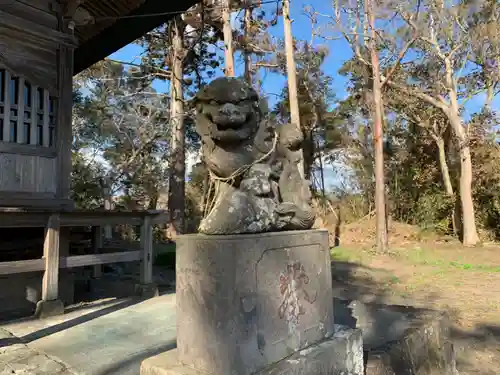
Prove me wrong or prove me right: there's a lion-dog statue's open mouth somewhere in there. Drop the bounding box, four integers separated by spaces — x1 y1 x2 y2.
194 77 263 144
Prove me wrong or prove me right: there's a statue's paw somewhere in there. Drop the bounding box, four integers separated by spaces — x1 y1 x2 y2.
274 202 316 231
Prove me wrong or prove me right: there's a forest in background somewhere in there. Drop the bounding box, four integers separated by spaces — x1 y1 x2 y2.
71 0 500 249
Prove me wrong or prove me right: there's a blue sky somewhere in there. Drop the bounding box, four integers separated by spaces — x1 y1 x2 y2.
106 0 498 190
109 0 352 102
109 0 498 113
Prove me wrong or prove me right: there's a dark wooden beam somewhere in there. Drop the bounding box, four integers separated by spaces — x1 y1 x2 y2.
73 0 198 74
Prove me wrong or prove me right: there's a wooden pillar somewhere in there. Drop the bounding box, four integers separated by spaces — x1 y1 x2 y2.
140 216 153 285
103 182 113 239
55 23 75 201
42 214 60 301
92 226 103 278
136 215 158 298
36 214 64 318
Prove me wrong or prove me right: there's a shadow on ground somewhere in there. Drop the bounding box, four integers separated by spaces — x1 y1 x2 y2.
93 340 177 375
1 259 498 375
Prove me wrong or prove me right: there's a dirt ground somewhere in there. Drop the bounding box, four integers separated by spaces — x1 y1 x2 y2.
331 218 500 375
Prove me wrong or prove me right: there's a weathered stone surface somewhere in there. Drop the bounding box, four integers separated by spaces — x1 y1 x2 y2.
0 329 80 375
175 230 333 375
194 77 315 234
34 299 64 319
140 325 364 375
0 328 21 347
333 299 458 375
365 312 458 375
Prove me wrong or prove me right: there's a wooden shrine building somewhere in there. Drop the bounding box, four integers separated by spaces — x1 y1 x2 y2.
0 0 197 319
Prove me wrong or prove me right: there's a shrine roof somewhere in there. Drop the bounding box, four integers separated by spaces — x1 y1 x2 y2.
73 0 198 74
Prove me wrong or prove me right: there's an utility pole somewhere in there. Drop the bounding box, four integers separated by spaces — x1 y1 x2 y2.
222 0 235 76
366 0 388 251
282 0 304 177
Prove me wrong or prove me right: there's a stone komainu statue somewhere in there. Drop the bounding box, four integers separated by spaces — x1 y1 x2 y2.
194 77 315 234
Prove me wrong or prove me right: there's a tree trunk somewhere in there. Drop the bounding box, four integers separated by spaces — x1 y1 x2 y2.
366 0 388 251
167 18 186 238
436 137 454 196
318 144 326 196
445 58 479 246
450 119 479 245
282 0 305 177
222 0 235 76
457 141 479 245
436 135 459 236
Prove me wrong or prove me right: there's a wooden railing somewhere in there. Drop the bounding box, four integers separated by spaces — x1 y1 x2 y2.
0 209 169 311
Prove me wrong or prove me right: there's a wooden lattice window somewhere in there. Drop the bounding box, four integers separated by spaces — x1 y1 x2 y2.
0 68 56 148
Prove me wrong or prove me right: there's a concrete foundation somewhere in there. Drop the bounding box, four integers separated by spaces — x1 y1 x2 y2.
141 230 363 375
34 299 65 319
141 325 364 375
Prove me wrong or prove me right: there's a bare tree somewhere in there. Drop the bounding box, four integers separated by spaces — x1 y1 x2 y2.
381 2 483 245
364 0 388 251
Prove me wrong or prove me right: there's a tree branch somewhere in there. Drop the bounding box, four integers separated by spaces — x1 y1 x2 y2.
384 79 449 112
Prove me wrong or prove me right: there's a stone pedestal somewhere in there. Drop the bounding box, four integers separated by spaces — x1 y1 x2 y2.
141 326 363 375
141 230 363 375
34 299 64 319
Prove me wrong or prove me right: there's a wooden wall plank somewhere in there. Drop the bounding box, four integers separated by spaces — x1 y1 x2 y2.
6 1 58 29
56 45 74 199
0 251 142 276
0 154 56 193
61 251 142 268
0 32 57 96
18 0 54 14
0 9 76 47
0 259 45 275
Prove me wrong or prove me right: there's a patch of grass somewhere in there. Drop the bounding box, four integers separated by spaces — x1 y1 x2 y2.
392 246 500 273
330 246 370 264
447 261 500 273
390 275 401 284
330 247 353 262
